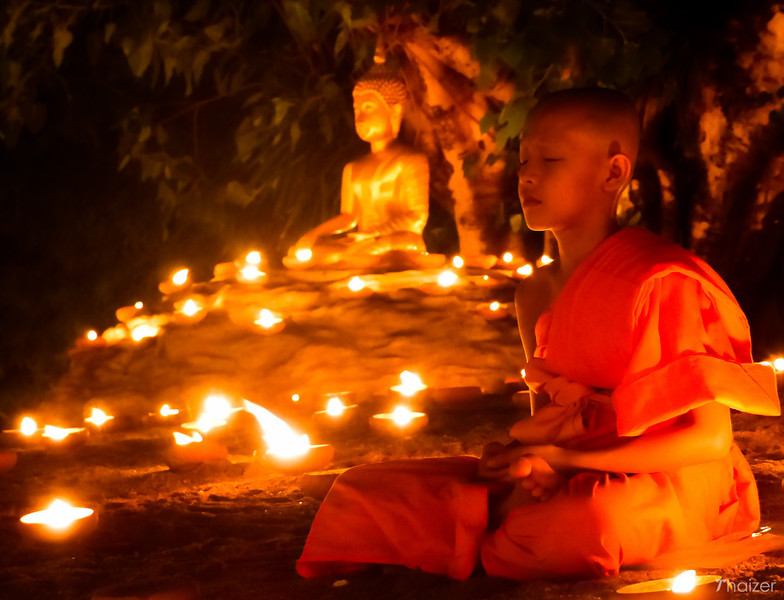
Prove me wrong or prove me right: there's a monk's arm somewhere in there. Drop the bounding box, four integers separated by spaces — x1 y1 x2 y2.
517 402 733 474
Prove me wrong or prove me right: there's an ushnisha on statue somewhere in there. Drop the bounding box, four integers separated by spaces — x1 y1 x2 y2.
283 58 445 270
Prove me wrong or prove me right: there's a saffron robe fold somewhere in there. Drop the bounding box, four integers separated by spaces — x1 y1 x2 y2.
297 227 781 581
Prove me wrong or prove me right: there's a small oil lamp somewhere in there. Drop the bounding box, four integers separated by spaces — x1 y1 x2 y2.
452 255 464 268
476 301 510 320
312 395 359 429
75 328 107 350
421 270 461 295
84 407 115 429
41 425 88 446
182 394 237 434
19 498 98 542
163 431 229 472
174 296 207 324
144 403 182 426
3 416 40 445
243 400 333 474
237 264 266 284
615 569 723 597
498 252 525 269
370 405 429 435
159 267 190 295
391 370 427 400
516 264 534 278
536 254 554 268
254 308 285 334
115 301 144 323
101 324 128 344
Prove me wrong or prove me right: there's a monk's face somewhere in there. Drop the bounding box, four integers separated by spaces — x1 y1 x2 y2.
353 91 396 143
518 106 611 233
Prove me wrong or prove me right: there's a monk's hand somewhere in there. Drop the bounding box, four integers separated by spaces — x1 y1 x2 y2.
509 448 566 502
478 441 524 480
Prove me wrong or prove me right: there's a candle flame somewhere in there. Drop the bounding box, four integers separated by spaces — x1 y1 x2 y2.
325 397 346 417
86 329 98 341
255 309 283 329
238 264 264 282
85 408 114 426
348 276 365 292
41 425 84 441
20 417 37 436
437 270 458 287
517 264 534 277
172 268 189 286
489 301 500 311
502 252 514 263
160 404 179 417
671 570 697 594
537 254 554 267
173 431 203 445
134 301 144 309
245 250 262 265
130 322 160 342
291 393 300 402
452 256 464 268
295 248 312 262
391 370 427 396
391 406 416 426
180 299 202 317
243 399 311 458
773 357 784 373
102 325 128 343
20 499 93 529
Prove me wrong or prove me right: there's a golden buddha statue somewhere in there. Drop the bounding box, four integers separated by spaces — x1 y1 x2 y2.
284 61 443 270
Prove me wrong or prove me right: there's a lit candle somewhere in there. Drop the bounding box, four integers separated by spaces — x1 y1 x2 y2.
3 416 40 442
370 406 429 435
84 407 115 428
452 255 464 268
174 296 207 323
236 264 266 284
159 267 190 295
421 270 461 295
182 394 237 434
312 395 358 429
129 320 161 342
348 276 366 293
615 569 722 596
296 248 312 263
115 301 144 323
101 324 128 344
243 399 333 474
475 301 510 320
19 498 98 542
163 431 229 472
254 308 285 333
536 254 554 268
516 264 534 278
391 370 427 399
41 425 88 446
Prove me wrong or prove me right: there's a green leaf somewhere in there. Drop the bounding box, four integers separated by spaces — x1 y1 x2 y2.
52 25 73 68
272 98 293 126
479 110 496 135
124 35 154 78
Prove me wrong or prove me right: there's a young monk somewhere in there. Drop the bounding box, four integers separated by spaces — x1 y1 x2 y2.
296 87 781 581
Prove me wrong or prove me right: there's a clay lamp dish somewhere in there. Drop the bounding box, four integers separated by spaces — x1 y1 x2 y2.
370 406 428 436
163 431 229 472
19 499 98 543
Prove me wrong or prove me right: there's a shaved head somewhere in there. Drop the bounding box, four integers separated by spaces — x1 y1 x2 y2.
527 88 640 166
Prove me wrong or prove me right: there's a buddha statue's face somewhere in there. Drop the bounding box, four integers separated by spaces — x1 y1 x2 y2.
353 90 401 143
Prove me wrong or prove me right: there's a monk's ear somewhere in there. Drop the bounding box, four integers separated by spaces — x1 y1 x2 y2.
602 153 633 194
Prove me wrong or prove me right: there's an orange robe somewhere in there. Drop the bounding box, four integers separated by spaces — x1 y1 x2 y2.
297 227 780 581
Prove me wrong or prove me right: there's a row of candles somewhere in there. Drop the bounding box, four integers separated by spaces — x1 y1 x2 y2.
2 370 439 544
78 248 550 350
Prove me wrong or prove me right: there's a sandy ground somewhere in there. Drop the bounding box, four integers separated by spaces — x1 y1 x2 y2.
2 268 784 599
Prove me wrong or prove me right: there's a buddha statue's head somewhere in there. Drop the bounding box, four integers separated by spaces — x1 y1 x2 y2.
353 63 407 143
